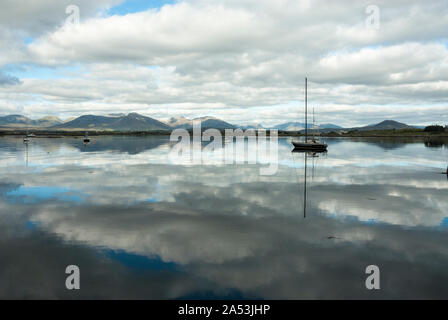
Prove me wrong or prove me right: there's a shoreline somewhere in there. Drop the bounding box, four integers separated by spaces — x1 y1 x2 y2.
1 129 447 139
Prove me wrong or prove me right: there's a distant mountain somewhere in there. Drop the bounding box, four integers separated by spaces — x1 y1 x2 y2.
107 113 126 118
237 123 265 130
34 116 62 127
272 122 302 131
111 113 170 131
63 117 77 123
53 115 116 129
54 113 170 131
164 116 235 130
0 114 62 128
356 120 413 131
319 123 342 129
165 116 193 129
0 114 32 126
272 122 341 131
196 116 235 129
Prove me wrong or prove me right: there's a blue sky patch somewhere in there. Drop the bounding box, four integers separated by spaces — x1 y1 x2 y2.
108 0 176 15
5 64 83 80
24 37 34 45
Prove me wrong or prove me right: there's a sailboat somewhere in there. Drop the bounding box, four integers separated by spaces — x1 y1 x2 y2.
291 78 328 152
83 132 90 143
23 130 30 143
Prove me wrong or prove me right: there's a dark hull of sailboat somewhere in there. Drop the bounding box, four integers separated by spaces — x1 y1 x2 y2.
292 141 327 151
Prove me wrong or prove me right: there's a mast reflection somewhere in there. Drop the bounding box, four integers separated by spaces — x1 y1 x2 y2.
292 149 326 218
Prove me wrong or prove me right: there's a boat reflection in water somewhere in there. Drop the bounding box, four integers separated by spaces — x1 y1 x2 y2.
292 149 327 218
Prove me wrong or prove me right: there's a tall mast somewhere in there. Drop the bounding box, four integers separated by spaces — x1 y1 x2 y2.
305 77 308 141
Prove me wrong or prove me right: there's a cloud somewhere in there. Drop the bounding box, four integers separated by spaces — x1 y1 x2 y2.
0 70 20 86
1 136 447 226
0 0 123 34
0 0 448 125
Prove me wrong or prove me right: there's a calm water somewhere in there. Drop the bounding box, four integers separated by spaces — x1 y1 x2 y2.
0 135 447 299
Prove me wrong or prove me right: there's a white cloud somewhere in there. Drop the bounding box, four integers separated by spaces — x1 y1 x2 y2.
0 0 122 34
1 0 448 126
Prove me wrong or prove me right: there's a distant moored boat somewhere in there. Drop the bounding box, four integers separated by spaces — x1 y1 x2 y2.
83 132 90 143
23 130 31 143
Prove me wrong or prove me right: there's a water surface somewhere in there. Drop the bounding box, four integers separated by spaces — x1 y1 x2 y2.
0 136 447 299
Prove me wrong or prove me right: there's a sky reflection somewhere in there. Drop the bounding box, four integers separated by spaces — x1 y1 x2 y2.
0 136 447 299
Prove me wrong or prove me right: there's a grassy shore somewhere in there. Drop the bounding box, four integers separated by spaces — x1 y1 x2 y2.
318 128 448 138
281 128 448 138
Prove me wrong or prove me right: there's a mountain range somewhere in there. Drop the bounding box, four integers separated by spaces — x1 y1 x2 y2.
52 113 170 131
272 122 342 131
166 116 235 130
353 120 414 131
0 113 236 131
0 115 63 128
0 113 422 132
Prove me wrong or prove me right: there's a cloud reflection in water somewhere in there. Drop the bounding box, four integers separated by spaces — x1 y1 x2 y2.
0 136 447 299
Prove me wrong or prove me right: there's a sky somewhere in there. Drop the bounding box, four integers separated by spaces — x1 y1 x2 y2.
0 0 447 127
